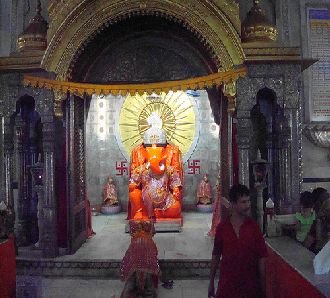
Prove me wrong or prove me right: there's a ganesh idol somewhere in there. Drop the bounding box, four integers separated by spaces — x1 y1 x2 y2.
128 112 183 222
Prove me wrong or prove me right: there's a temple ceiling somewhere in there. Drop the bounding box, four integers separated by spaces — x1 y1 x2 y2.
69 15 217 83
43 0 245 80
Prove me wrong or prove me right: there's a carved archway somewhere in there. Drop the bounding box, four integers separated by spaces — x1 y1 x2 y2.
69 14 219 83
43 0 244 79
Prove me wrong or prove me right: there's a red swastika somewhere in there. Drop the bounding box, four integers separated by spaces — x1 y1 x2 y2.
116 161 128 176
187 159 200 174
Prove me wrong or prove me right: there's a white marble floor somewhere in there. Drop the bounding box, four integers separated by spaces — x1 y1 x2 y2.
59 212 214 261
17 212 215 297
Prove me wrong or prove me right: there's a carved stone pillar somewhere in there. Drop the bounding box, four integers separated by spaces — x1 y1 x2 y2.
13 112 29 246
30 158 44 250
0 73 20 237
236 64 302 210
30 87 59 257
3 119 15 235
272 111 292 212
40 116 58 257
236 110 252 186
223 81 237 187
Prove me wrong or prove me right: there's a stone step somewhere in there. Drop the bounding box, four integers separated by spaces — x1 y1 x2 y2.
17 258 211 279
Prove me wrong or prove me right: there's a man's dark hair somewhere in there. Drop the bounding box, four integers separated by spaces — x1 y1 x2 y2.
300 191 314 209
312 187 327 203
229 184 250 203
312 187 329 213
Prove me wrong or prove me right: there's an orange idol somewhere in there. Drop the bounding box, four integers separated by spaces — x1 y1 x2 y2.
128 112 183 222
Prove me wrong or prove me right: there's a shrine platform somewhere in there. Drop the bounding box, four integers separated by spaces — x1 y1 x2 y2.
16 212 330 297
17 212 214 279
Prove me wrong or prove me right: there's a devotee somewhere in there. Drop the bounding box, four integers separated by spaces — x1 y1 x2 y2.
120 220 160 298
208 184 268 298
304 188 330 253
312 187 330 215
295 191 315 244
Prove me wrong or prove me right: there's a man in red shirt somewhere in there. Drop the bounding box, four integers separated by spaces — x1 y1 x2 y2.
208 184 268 298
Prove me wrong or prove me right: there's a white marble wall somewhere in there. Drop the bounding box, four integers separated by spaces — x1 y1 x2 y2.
85 91 220 209
302 135 330 191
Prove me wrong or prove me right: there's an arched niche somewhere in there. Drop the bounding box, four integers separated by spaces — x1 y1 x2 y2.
43 0 244 79
250 87 277 160
11 95 42 246
250 87 291 212
69 15 218 83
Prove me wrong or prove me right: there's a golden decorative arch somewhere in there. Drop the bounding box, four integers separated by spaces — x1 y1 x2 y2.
43 0 245 79
119 91 196 157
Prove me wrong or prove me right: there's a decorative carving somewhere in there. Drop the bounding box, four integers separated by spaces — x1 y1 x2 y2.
53 90 66 117
241 0 277 43
47 0 240 41
0 51 44 72
80 35 209 83
0 74 20 117
17 0 48 52
118 92 196 159
303 124 330 148
42 0 244 78
236 63 303 211
237 64 301 111
223 81 237 114
243 45 301 62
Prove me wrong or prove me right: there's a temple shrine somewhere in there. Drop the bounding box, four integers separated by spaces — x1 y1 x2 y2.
0 0 329 297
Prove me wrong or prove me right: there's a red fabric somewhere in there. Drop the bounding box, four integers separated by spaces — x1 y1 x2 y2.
208 186 223 237
213 217 268 298
265 246 325 298
0 235 16 298
208 195 221 237
120 220 160 290
86 199 95 238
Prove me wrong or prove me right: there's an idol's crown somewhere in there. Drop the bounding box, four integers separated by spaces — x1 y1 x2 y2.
143 112 167 144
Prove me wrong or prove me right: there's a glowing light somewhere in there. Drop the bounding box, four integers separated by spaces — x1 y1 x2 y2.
92 94 108 141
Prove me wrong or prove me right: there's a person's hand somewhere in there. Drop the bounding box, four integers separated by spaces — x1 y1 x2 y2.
221 197 231 209
208 282 215 298
303 234 315 249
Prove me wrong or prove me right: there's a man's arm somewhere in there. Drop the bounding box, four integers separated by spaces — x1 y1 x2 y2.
295 221 301 233
258 257 266 298
208 254 220 298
